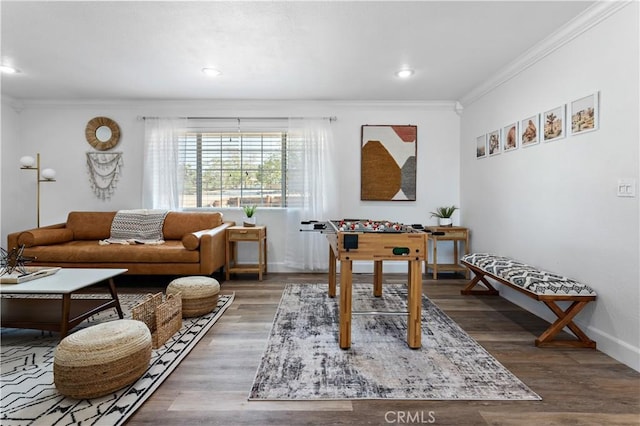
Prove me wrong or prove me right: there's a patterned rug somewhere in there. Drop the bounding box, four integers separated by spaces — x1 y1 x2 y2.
1 292 234 425
249 283 540 401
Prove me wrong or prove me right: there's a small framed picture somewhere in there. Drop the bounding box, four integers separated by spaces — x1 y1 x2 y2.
488 130 501 156
520 114 540 147
570 92 599 136
542 105 565 142
502 122 518 152
476 135 487 159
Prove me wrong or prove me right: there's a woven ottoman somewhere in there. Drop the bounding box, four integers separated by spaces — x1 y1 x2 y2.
167 276 220 318
54 319 152 399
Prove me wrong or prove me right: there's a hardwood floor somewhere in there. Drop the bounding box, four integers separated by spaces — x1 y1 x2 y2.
114 273 640 426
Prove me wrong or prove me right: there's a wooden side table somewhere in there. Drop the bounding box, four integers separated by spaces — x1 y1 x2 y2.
425 226 469 279
225 225 267 280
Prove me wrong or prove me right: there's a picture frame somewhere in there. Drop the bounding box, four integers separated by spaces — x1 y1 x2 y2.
542 105 565 142
569 92 599 136
487 130 501 156
520 114 541 147
476 135 487 159
361 124 417 201
502 122 518 152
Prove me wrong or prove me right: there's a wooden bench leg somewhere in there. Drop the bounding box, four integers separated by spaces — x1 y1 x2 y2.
460 270 499 296
536 300 596 349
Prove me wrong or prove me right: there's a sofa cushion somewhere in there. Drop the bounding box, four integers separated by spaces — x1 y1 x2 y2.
163 212 223 240
66 211 116 240
23 240 199 263
18 228 74 247
181 232 201 250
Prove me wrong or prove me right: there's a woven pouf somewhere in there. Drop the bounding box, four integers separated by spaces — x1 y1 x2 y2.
54 319 152 399
166 276 220 318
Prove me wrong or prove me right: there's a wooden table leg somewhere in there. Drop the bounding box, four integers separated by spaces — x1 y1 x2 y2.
263 231 268 275
258 238 264 281
453 240 459 271
339 259 352 349
225 238 232 281
107 277 124 319
373 260 383 297
328 246 336 297
60 294 71 338
464 233 470 279
407 259 422 349
432 237 438 279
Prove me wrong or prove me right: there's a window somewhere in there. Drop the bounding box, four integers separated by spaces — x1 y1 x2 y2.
179 131 287 208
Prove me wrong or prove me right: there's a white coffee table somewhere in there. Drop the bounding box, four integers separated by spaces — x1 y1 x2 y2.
0 268 127 338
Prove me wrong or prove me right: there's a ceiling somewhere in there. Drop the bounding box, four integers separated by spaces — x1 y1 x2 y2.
1 1 595 102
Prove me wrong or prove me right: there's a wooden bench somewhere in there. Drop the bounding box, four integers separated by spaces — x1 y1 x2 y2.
460 253 597 349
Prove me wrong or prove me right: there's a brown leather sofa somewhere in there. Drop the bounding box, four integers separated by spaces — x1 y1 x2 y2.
7 211 234 275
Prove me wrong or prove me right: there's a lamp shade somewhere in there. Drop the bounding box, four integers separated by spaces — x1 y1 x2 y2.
41 168 56 180
20 156 35 167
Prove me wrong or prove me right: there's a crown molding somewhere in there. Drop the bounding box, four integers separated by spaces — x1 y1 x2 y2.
12 98 457 112
458 0 632 107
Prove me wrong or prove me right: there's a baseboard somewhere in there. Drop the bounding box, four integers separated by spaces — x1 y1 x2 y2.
580 324 640 372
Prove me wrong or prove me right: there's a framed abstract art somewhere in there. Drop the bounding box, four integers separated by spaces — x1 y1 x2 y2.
361 125 417 201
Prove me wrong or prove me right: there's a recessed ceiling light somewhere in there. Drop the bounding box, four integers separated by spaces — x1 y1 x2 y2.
202 67 222 77
0 65 19 74
395 68 414 78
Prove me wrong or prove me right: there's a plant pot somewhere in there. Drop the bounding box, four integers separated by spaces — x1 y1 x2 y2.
438 218 452 227
243 216 256 227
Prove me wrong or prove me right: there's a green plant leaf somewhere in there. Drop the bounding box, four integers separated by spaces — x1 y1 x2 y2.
429 205 458 218
243 205 257 217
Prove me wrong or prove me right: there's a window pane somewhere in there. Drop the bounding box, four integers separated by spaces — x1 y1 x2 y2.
179 131 287 208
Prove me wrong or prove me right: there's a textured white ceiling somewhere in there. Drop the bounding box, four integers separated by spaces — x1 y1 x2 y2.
0 1 595 102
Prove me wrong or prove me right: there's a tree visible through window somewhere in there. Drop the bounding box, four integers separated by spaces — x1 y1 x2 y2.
179 132 287 208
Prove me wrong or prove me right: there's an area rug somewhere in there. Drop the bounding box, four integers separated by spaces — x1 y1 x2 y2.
249 283 540 401
1 292 234 425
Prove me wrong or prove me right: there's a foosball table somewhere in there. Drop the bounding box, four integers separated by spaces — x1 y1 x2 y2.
303 219 427 349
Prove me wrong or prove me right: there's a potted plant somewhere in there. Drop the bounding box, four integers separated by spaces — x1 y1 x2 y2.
242 205 257 227
430 205 458 227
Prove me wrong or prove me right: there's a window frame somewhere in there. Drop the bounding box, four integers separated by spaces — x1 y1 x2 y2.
179 130 288 209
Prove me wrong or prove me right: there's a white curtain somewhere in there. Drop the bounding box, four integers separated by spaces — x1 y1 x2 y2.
142 118 187 209
284 118 338 271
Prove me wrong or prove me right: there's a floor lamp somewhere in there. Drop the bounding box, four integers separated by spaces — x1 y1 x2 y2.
20 153 56 228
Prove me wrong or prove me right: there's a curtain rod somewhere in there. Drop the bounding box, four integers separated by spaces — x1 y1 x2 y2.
137 115 337 122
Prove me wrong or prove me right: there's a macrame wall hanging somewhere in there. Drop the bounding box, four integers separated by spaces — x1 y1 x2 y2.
86 152 123 200
84 116 123 200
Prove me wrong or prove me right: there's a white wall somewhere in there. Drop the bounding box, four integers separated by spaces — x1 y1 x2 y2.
460 3 639 370
1 98 22 238
1 100 461 272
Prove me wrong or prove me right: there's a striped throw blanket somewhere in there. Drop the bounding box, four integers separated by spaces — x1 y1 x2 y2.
100 209 169 245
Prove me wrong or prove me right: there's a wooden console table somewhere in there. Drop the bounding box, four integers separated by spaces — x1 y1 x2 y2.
225 225 267 280
425 226 469 279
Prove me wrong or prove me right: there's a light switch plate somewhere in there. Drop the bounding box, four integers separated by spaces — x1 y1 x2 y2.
617 178 636 197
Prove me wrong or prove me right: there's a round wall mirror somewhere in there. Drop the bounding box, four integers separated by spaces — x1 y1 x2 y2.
86 116 120 150
95 125 113 142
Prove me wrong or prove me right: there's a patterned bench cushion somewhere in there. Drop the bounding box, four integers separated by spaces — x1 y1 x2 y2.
461 253 596 296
